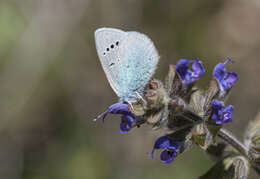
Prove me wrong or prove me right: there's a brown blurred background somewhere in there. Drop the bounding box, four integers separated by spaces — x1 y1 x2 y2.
0 0 259 178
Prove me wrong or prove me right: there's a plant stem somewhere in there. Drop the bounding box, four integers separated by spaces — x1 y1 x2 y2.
218 128 248 157
181 109 260 172
219 128 260 174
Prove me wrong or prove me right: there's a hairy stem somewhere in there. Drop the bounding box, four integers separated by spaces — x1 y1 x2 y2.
182 110 249 157
218 128 248 157
219 128 260 174
181 109 260 172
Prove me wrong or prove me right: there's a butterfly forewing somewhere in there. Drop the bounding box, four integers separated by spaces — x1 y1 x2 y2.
95 28 127 96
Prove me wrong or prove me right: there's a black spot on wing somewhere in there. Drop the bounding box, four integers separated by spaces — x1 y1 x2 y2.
109 63 115 67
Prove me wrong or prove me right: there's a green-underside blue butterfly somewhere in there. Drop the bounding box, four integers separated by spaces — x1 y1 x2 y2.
95 27 159 103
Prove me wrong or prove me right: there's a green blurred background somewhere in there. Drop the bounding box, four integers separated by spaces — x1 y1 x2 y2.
0 0 259 178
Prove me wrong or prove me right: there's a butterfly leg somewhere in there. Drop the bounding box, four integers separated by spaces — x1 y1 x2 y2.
135 92 147 105
128 102 134 111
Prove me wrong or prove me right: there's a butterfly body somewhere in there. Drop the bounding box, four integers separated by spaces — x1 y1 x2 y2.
95 28 159 103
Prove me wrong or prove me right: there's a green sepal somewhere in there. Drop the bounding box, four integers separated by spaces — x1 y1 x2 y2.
192 123 213 150
199 155 249 179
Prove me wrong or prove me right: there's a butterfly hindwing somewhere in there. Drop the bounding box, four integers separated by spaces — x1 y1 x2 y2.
118 32 160 102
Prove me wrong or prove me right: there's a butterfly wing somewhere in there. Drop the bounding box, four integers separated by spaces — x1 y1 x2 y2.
118 31 159 102
95 28 127 96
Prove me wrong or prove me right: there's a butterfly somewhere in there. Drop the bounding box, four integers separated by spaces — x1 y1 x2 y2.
95 27 160 104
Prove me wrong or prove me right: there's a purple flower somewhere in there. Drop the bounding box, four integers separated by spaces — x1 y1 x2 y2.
213 59 238 92
150 136 181 164
176 59 206 86
101 103 132 120
211 100 234 125
160 150 177 164
120 115 135 133
101 103 136 133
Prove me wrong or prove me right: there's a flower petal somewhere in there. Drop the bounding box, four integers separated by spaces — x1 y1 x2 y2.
224 72 238 90
213 63 226 82
168 140 181 152
176 59 205 85
176 59 190 80
191 60 206 79
211 100 224 124
212 100 224 111
150 136 171 159
101 103 131 120
120 115 135 133
222 105 234 124
160 150 176 164
213 59 238 92
211 100 234 125
154 136 171 150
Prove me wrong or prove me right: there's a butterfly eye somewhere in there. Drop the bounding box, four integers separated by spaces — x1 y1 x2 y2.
111 44 114 49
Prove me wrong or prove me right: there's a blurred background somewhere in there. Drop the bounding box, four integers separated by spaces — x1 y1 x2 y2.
0 0 259 178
